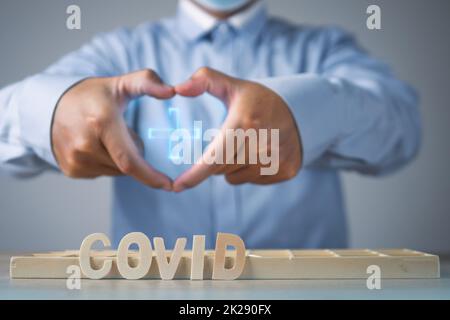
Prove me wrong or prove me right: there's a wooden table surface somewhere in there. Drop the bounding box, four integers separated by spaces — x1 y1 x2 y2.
1 254 449 300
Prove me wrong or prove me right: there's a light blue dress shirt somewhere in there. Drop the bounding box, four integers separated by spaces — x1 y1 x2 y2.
0 1 420 249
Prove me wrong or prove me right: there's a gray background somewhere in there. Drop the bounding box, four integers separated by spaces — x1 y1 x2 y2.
0 0 449 253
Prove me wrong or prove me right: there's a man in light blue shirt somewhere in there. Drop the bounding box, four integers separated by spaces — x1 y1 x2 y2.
0 0 420 249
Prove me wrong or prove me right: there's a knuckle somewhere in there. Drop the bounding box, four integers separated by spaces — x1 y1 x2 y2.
143 69 159 81
62 165 81 178
115 152 134 174
195 67 212 78
73 138 91 153
241 116 262 129
65 153 79 169
87 115 105 132
88 111 116 137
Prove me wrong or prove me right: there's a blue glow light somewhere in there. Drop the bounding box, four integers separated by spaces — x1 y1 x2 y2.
147 106 202 161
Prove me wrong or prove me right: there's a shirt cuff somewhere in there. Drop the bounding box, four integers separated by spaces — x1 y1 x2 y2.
256 74 349 166
17 75 86 168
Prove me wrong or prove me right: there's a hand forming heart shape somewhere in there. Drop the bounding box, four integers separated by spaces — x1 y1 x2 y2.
172 67 302 192
51 67 302 192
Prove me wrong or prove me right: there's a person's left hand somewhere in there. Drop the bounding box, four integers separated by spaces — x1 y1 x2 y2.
173 67 303 192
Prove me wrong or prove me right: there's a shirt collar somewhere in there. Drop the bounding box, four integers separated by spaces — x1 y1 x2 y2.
177 0 267 41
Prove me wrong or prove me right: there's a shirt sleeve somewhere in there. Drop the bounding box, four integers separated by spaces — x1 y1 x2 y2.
0 28 132 177
258 27 421 176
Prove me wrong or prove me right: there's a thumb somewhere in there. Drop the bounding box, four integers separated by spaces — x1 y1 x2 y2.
117 69 175 100
175 67 236 104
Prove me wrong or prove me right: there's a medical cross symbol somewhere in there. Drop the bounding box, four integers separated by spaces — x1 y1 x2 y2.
147 107 201 161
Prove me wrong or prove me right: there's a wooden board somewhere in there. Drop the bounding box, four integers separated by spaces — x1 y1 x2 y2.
10 249 440 280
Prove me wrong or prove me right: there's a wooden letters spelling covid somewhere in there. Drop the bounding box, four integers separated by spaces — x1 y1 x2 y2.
79 232 246 280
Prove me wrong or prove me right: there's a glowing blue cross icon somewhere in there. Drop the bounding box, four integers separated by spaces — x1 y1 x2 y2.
147 106 202 161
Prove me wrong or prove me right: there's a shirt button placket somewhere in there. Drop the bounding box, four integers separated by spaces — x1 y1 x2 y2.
210 22 240 236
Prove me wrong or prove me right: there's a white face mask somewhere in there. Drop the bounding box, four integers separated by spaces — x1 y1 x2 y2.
194 0 251 12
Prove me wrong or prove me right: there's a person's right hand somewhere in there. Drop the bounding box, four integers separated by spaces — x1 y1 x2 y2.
51 69 174 191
